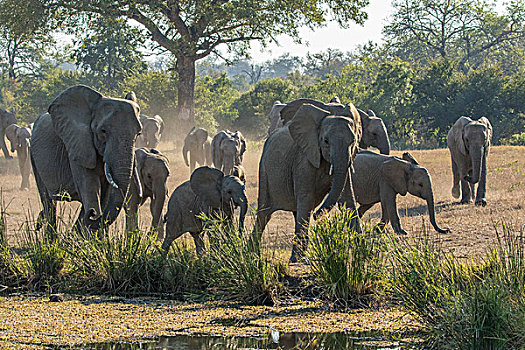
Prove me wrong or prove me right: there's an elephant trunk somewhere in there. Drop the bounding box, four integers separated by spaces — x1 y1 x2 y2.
426 195 449 234
315 143 349 217
377 124 391 155
90 141 134 230
182 143 190 167
151 179 167 235
466 147 482 184
223 156 234 176
237 193 248 232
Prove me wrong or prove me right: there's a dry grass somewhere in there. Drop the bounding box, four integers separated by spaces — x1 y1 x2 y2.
1 142 524 258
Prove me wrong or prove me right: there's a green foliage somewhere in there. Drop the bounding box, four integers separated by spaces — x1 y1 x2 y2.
232 77 297 137
383 227 525 349
500 132 525 146
307 209 384 307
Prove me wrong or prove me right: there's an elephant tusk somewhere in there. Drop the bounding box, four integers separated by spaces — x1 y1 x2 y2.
134 165 143 198
329 164 334 176
104 163 119 189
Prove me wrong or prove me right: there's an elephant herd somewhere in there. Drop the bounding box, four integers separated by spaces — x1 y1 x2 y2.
0 85 494 262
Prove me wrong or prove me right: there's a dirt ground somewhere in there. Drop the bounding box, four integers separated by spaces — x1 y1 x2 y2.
0 141 524 258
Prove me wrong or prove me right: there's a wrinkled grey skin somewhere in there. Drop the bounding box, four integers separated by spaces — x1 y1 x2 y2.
31 85 141 237
183 127 212 173
255 100 362 262
124 92 164 149
5 124 32 190
125 148 170 238
0 108 17 159
353 150 449 235
211 130 246 176
162 166 248 256
357 109 391 155
447 116 492 206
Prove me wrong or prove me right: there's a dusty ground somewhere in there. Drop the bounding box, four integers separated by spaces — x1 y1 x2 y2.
0 295 417 348
1 142 524 258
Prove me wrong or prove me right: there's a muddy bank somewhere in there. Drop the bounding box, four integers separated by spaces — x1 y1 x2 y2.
0 294 419 348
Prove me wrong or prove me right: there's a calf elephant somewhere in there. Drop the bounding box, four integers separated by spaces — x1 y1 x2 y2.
353 151 449 235
0 108 17 159
447 116 492 206
31 85 142 237
211 130 246 176
125 148 170 237
124 92 164 149
183 127 212 173
5 124 32 190
255 99 362 262
162 166 248 256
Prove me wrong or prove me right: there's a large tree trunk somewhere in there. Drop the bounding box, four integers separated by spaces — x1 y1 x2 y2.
176 55 196 134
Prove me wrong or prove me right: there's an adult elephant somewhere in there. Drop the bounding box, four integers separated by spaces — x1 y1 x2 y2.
447 116 492 206
124 92 164 149
0 108 17 159
211 130 246 176
256 100 362 262
5 124 32 190
125 148 170 238
31 85 142 237
353 150 449 235
357 109 390 154
183 127 212 173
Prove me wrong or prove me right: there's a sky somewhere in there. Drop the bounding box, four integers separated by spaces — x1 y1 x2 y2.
248 0 395 62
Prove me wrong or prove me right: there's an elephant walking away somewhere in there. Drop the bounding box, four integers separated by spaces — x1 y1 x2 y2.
447 116 492 206
353 151 449 235
125 148 170 238
255 99 362 262
183 127 212 173
5 124 32 190
162 166 248 256
211 130 246 176
31 85 142 237
0 108 17 159
124 92 164 149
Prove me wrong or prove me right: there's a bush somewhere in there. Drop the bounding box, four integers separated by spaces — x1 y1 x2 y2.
307 209 384 307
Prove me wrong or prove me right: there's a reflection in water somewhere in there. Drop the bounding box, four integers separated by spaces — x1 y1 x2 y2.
81 332 409 349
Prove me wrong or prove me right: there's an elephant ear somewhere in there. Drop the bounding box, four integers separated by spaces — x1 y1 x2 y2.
402 152 419 165
289 104 330 168
135 148 148 170
5 124 17 144
190 166 224 208
478 117 493 146
48 85 102 169
451 116 472 155
195 128 209 144
125 91 137 103
357 108 370 128
381 158 411 196
234 131 246 156
154 115 164 134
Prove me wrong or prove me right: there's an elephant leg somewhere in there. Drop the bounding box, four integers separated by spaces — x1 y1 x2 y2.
0 133 12 159
460 176 472 204
450 156 461 199
380 185 407 235
32 158 57 239
191 232 205 257
475 149 488 206
161 223 183 256
21 153 31 190
190 156 196 174
125 200 139 234
358 203 375 217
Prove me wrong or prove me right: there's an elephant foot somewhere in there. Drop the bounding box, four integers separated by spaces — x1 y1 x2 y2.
475 199 487 207
451 186 460 199
459 199 472 205
395 229 408 235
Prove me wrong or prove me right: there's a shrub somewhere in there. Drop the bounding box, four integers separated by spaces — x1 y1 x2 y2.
307 208 384 307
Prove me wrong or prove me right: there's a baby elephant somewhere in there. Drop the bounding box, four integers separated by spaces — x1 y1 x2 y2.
183 126 212 174
125 148 170 237
352 151 449 235
5 124 32 190
162 166 248 256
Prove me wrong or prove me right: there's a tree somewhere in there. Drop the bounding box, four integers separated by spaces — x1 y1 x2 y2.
24 0 369 131
72 17 147 89
303 48 351 78
385 0 525 71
